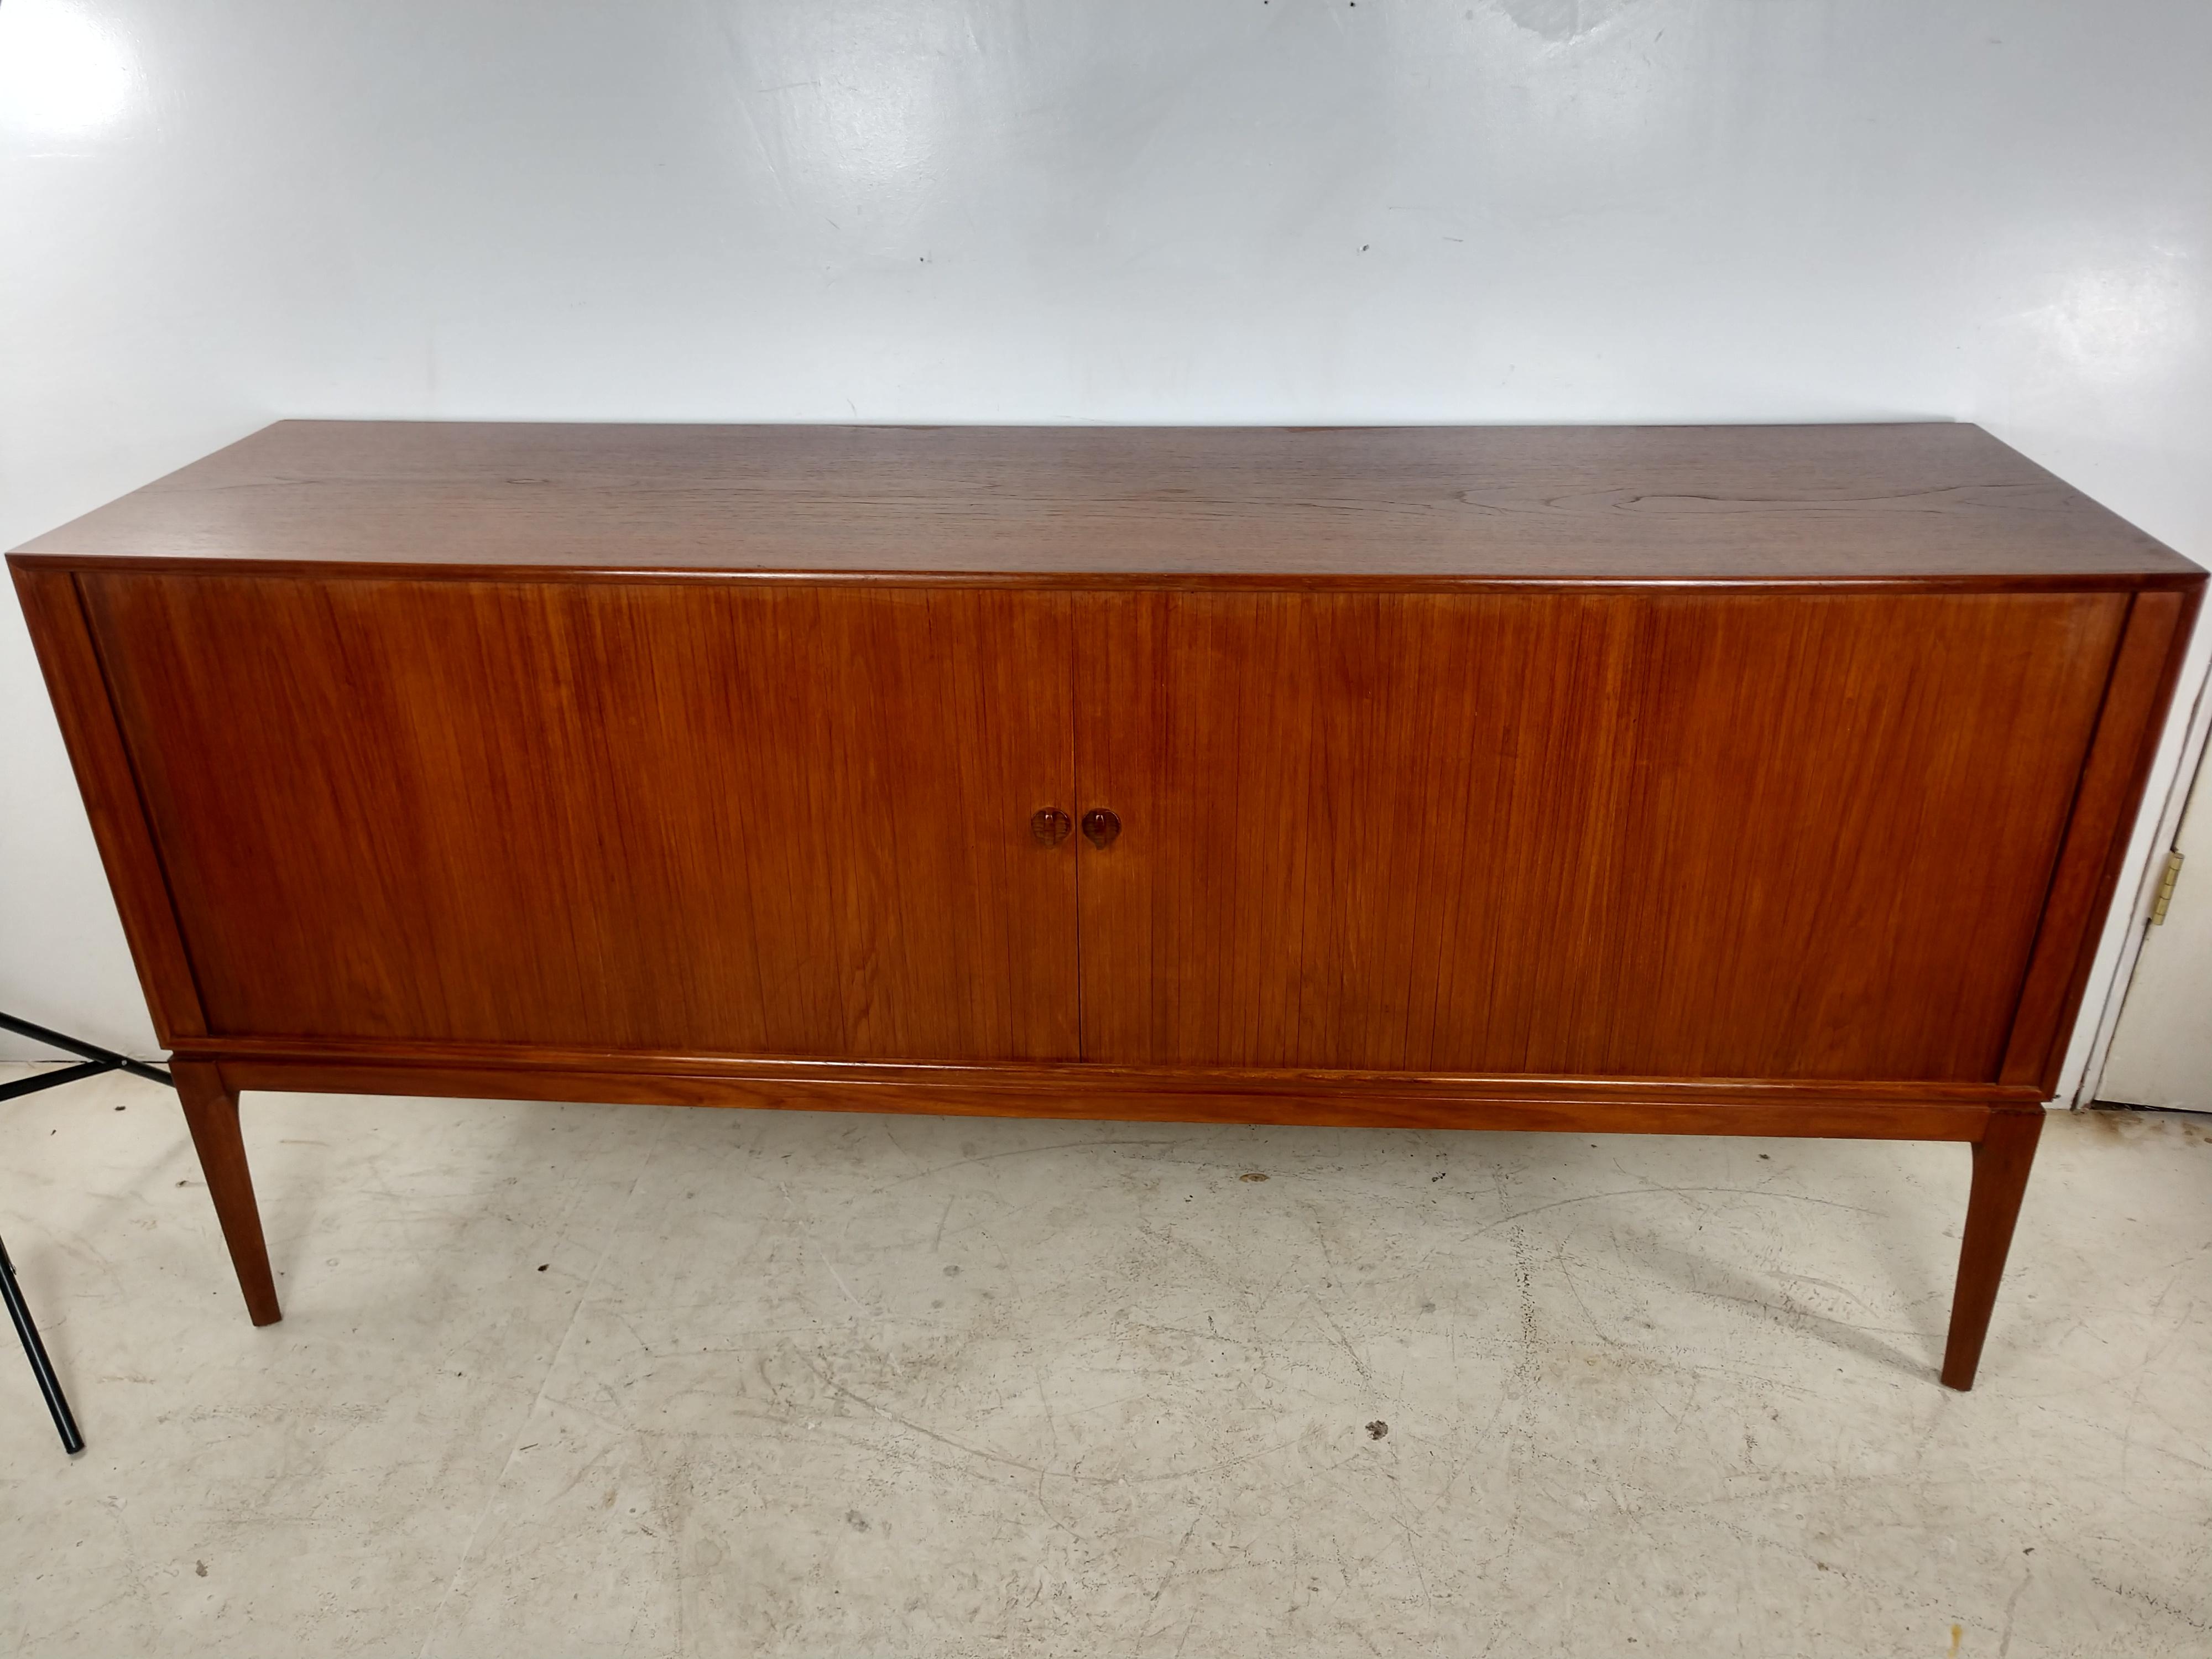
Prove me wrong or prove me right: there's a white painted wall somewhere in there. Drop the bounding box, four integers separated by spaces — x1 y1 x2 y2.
3 0 2208 1062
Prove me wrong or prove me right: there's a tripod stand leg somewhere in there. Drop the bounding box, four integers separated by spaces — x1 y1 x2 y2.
1 1234 84 1454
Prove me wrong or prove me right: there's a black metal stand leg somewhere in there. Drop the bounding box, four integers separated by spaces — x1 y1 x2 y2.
0 1009 150 1454
1 1234 82 1454
0 1011 172 1094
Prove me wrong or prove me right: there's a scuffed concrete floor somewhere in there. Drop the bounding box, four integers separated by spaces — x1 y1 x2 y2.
1 1066 2207 1657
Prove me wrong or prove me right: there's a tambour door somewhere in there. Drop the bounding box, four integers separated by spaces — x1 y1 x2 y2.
81 574 1080 1061
1075 588 2128 1081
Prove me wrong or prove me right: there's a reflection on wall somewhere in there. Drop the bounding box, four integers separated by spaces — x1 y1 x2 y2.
0 0 136 140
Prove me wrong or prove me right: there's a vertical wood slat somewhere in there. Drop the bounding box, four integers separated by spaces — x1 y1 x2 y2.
2000 587 2203 1089
8 566 207 1042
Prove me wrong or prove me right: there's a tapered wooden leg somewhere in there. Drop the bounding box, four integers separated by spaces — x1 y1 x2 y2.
1940 1108 2042 1391
171 1061 282 1327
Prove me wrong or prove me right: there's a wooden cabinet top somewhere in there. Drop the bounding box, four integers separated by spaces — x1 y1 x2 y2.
11 420 2200 588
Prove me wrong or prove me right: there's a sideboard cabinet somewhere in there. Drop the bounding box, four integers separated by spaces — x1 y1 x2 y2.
11 422 2201 1389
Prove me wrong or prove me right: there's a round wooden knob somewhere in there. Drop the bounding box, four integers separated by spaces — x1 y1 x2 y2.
1030 807 1072 846
1081 808 1121 848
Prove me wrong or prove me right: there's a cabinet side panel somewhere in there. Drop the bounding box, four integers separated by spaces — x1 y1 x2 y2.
77 574 1079 1062
1078 589 2126 1082
2001 585 2203 1090
8 564 207 1042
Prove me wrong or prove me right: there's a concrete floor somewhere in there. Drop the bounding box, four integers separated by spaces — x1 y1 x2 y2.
0 1066 2207 1657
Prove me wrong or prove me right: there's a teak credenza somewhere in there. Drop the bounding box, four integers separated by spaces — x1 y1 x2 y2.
11 422 2202 1389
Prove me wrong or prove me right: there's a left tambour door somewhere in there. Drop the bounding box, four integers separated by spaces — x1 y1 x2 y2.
79 573 1079 1061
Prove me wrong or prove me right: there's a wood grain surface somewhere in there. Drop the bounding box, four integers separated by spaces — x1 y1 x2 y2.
13 420 2197 583
80 573 1081 1061
1076 588 2126 1079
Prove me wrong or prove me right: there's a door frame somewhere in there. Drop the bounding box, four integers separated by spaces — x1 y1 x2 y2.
2072 623 2212 1105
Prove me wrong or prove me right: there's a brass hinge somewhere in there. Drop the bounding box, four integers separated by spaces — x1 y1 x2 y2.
2150 851 2184 926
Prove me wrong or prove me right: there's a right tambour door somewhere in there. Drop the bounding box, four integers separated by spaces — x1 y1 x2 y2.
1074 587 2127 1082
